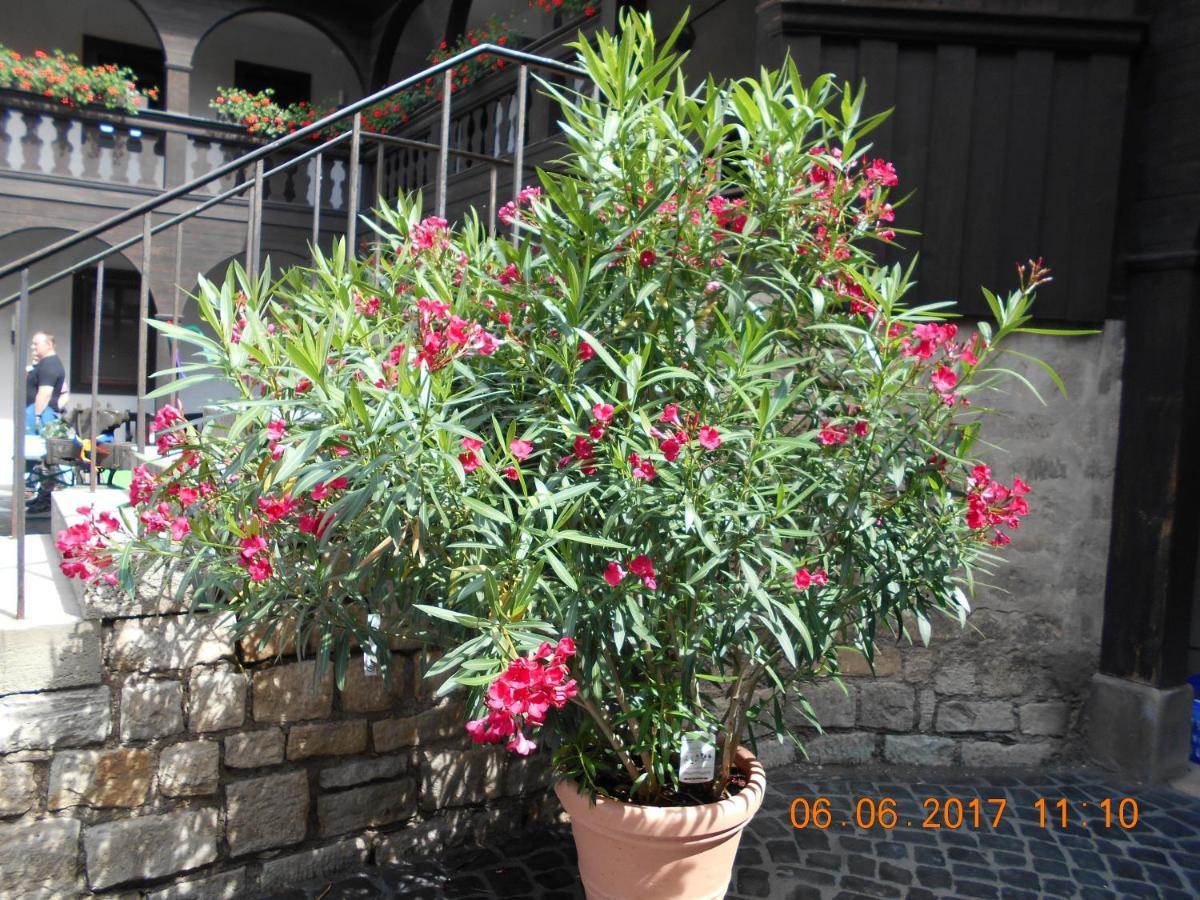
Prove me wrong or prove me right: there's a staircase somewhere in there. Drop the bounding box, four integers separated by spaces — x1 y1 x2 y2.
0 37 592 627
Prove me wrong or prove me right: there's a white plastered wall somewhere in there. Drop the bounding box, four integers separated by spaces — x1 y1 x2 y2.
188 12 362 115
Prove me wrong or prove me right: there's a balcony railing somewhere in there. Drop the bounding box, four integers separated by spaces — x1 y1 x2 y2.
0 88 354 212
1 40 592 619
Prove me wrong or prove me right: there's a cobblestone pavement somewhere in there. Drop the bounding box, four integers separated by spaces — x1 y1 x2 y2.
266 768 1200 899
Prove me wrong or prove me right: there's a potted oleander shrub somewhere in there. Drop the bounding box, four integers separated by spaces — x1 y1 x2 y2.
58 12 1072 899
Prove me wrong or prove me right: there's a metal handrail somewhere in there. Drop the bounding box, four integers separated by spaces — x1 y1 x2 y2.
0 42 585 288
4 40 590 620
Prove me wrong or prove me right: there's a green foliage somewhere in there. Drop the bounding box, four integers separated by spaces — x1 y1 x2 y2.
110 11 1069 805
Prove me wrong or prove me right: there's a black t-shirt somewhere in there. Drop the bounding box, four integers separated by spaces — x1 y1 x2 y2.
26 353 65 410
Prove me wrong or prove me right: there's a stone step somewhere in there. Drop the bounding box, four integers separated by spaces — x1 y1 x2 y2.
0 526 102 695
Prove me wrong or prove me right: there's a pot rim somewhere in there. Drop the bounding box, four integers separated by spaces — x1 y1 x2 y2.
553 744 767 840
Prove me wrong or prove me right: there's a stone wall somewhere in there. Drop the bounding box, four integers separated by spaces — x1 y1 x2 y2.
0 595 554 898
766 324 1125 770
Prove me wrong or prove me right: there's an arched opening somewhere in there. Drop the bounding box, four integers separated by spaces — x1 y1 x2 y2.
0 229 149 468
2 0 166 106
380 0 452 88
189 12 364 117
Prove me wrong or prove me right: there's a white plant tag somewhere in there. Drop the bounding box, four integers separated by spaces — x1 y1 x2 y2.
678 733 716 784
363 613 382 677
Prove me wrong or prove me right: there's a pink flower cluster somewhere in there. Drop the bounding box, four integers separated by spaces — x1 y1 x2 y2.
793 567 829 591
466 637 577 756
604 554 657 591
498 185 542 226
459 436 536 480
800 146 899 251
56 505 119 585
413 297 499 371
353 291 381 316
238 534 272 582
965 465 1031 547
708 195 747 233
410 215 449 253
152 404 187 456
819 418 869 446
898 323 982 405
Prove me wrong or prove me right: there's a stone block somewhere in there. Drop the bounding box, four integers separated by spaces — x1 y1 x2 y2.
257 838 371 892
252 659 333 723
339 655 407 713
224 728 285 768
0 685 111 750
239 620 304 663
902 648 936 683
120 677 184 741
84 809 219 890
977 665 1030 698
47 748 153 809
0 818 82 897
936 700 1015 734
225 770 309 855
145 868 246 900
0 762 38 815
287 720 368 759
317 777 417 837
858 683 916 731
883 735 957 766
108 614 233 672
0 621 102 695
80 558 191 619
799 732 876 765
187 664 247 732
502 755 553 797
376 806 507 861
373 700 464 752
933 661 977 696
960 740 1057 768
1019 701 1069 737
319 755 407 789
1087 673 1190 782
420 748 505 811
837 644 901 677
791 680 855 730
918 690 936 732
747 734 795 769
159 741 220 797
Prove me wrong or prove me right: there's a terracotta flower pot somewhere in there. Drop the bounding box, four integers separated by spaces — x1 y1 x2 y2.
554 746 767 900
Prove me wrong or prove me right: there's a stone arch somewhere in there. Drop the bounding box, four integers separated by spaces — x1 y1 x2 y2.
2 0 166 100
376 0 460 90
188 10 365 117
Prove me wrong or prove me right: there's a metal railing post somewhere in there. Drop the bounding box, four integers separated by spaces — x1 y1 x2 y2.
244 173 256 279
374 140 385 273
312 152 323 249
137 213 152 452
512 65 529 239
171 222 183 408
347 114 362 256
437 70 453 219
12 269 29 618
249 159 264 282
488 165 498 238
89 260 104 492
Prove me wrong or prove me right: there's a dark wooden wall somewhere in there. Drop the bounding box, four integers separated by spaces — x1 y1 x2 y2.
755 0 1147 321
